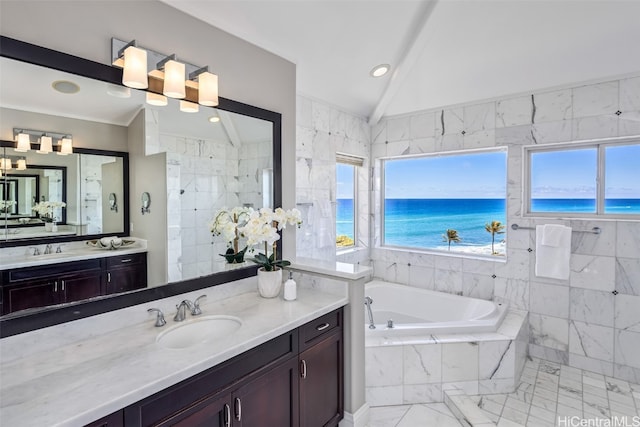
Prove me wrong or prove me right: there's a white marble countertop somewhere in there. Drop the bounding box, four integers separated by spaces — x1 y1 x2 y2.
0 239 148 270
0 284 348 427
289 257 372 280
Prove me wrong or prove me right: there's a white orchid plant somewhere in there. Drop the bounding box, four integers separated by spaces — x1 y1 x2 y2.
32 201 66 222
238 207 303 271
210 206 253 263
0 200 16 213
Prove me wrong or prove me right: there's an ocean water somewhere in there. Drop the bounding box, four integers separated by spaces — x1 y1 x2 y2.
336 198 640 249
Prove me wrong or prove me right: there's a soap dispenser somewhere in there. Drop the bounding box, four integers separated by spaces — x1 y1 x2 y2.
283 271 297 301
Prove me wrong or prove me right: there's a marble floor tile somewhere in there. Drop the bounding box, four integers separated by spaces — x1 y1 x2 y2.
467 357 640 427
367 403 462 427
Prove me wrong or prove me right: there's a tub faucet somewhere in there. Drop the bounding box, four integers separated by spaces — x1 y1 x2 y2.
364 296 376 329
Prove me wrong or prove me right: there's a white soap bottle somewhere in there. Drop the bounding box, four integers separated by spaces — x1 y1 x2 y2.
283 271 297 301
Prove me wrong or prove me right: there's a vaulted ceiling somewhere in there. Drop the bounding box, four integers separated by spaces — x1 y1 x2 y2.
162 0 640 124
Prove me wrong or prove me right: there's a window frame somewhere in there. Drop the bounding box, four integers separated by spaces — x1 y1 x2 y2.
336 153 362 250
523 136 640 220
380 147 508 255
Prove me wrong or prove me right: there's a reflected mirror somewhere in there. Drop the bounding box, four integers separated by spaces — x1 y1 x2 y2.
0 40 279 328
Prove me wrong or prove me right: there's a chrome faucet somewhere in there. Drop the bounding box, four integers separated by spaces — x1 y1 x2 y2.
148 308 166 327
32 247 41 256
174 300 191 322
190 295 207 315
44 244 53 255
364 296 376 329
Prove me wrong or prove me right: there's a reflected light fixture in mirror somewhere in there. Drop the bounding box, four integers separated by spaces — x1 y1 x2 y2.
1 158 11 171
15 132 30 152
122 45 148 89
146 92 168 106
37 135 53 154
16 159 27 170
180 100 199 113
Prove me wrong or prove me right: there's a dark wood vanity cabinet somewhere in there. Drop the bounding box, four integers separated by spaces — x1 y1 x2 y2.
104 253 148 295
118 307 343 427
0 253 147 316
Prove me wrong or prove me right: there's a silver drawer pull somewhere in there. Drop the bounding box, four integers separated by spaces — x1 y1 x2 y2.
224 403 231 427
235 397 242 421
61 280 65 292
316 322 330 331
300 359 307 379
120 258 132 263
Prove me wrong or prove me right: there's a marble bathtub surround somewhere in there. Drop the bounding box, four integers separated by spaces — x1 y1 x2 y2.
0 274 348 426
365 310 529 406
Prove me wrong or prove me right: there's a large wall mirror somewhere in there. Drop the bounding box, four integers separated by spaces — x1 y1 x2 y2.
0 36 282 336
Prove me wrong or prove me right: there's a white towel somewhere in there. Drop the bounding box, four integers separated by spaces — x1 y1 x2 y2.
535 225 572 280
541 224 570 247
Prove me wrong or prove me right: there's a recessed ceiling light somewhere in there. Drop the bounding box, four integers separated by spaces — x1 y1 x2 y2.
370 64 390 78
106 84 131 98
208 116 220 123
52 80 80 94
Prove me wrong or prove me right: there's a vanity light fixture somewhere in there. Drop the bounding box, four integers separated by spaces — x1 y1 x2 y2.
15 132 31 152
16 159 27 170
111 38 219 109
0 158 11 171
370 64 390 78
121 42 148 89
58 137 73 156
180 100 199 113
146 92 168 106
37 135 53 154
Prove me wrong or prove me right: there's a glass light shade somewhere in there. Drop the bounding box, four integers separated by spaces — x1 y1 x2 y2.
17 159 27 170
198 72 219 106
146 92 168 106
122 46 148 89
1 158 11 170
179 100 199 113
58 138 73 155
15 133 31 152
163 60 186 99
37 135 53 154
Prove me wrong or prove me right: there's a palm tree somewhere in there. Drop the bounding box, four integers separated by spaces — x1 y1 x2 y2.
442 229 461 251
485 220 506 255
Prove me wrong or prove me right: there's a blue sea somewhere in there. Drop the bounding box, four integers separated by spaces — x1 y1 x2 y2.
337 198 640 249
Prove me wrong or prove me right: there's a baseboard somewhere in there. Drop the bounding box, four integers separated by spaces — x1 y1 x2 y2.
339 403 371 427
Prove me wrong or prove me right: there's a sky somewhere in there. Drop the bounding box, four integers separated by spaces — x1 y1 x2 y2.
336 163 355 199
384 150 507 199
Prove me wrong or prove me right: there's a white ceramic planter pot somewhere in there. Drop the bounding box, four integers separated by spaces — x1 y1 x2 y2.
257 268 283 298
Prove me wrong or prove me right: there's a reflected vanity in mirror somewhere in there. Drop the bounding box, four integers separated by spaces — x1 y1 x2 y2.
0 36 282 337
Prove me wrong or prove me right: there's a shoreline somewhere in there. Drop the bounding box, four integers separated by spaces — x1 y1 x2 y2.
435 241 506 256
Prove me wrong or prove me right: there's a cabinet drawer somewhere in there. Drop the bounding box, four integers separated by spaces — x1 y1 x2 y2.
106 253 145 268
7 259 101 283
299 308 342 351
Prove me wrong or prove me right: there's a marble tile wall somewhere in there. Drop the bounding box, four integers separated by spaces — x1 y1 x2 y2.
366 75 640 385
295 95 371 265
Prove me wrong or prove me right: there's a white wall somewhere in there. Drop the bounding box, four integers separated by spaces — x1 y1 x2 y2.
0 0 297 258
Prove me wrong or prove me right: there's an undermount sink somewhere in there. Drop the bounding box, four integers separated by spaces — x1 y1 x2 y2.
156 315 243 349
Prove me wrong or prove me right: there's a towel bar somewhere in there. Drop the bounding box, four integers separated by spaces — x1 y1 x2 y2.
511 223 601 235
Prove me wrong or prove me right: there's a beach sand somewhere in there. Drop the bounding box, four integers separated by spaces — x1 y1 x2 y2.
435 241 506 256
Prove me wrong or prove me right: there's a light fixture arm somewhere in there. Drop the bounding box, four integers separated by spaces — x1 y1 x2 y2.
189 66 209 81
156 54 177 71
116 39 138 58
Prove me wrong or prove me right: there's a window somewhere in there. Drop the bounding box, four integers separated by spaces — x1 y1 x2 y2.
526 139 640 217
336 153 362 248
382 148 507 256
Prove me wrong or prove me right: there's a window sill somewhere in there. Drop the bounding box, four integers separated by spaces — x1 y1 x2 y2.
336 246 367 257
378 244 507 263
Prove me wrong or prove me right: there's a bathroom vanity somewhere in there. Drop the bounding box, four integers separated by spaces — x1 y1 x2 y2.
0 248 147 315
0 280 347 427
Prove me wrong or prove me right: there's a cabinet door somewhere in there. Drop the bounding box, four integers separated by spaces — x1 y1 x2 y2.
156 393 231 427
299 333 343 427
233 357 299 427
61 271 102 303
105 254 147 294
2 279 57 314
84 410 123 427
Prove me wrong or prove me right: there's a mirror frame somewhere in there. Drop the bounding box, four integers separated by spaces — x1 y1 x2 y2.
0 36 282 337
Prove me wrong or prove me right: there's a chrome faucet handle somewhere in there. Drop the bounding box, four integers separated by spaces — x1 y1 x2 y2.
31 247 41 256
147 308 166 327
56 245 63 253
191 295 207 315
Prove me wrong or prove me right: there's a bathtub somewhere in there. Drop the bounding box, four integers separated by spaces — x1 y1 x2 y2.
364 280 507 336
